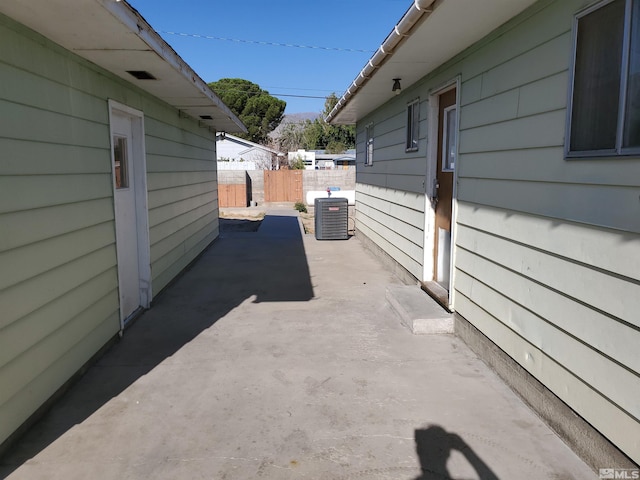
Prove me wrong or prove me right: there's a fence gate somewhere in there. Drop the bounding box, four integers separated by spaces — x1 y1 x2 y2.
218 184 248 208
264 170 303 203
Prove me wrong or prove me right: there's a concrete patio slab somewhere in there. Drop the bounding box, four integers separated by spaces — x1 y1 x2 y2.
0 208 596 479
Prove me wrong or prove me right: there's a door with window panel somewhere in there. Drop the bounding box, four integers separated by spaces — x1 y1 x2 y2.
111 112 142 322
433 88 457 291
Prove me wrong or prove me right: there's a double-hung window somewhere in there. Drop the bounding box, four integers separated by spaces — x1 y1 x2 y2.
406 99 420 151
365 123 374 166
567 0 640 156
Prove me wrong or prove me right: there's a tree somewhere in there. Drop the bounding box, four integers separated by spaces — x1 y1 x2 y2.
320 94 356 152
208 78 286 144
289 155 306 170
272 93 356 154
276 122 306 153
299 94 355 152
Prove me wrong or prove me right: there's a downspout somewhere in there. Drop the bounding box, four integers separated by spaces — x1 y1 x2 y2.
326 0 437 123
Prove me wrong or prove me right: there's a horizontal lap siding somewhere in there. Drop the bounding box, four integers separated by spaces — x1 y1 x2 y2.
0 13 217 446
454 293 640 460
145 117 218 294
452 0 640 462
355 184 424 279
357 108 428 188
0 15 120 445
354 0 639 462
354 95 428 279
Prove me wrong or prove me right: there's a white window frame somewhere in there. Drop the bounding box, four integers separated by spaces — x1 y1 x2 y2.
406 98 420 152
364 122 374 166
442 104 457 172
566 0 640 157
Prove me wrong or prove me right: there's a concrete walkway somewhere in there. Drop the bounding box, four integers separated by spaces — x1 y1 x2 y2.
1 208 595 479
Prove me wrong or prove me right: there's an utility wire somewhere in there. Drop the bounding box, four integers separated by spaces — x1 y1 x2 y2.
262 85 339 93
272 93 331 99
212 87 341 100
161 31 375 53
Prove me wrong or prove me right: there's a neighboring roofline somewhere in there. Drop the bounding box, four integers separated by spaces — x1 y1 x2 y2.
315 154 356 160
217 133 285 156
239 146 286 157
325 0 436 124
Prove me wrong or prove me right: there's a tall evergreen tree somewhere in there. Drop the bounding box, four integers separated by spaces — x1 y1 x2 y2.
209 78 286 144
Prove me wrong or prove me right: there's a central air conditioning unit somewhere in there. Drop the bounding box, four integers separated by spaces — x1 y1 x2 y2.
314 197 349 240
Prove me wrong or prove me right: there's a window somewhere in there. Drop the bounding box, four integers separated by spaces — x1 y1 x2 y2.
442 105 457 171
568 0 640 156
365 123 374 166
406 99 420 151
113 135 129 188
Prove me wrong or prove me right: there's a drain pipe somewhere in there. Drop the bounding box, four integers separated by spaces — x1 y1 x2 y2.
327 0 437 123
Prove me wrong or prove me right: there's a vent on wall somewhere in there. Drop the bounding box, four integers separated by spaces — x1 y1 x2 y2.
314 198 349 240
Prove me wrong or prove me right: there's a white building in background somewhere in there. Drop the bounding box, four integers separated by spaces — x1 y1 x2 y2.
288 149 356 170
216 133 284 170
288 149 316 170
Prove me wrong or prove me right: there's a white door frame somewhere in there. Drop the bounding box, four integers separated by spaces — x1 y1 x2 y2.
422 76 461 309
108 99 152 331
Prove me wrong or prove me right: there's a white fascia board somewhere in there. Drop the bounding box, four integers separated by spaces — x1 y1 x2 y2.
0 0 246 133
98 0 246 133
327 0 538 125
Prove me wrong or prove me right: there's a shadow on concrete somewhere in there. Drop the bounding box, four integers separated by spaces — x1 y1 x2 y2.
414 425 499 480
219 217 263 233
0 213 313 475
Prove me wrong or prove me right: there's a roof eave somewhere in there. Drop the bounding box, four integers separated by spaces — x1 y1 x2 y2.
326 0 436 125
327 0 539 125
99 0 246 133
0 0 246 133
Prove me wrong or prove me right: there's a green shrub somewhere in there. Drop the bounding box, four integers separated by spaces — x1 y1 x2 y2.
294 201 307 213
290 157 306 170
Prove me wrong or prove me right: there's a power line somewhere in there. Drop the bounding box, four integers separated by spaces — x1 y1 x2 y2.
212 87 340 100
161 31 375 53
271 93 329 99
262 85 340 93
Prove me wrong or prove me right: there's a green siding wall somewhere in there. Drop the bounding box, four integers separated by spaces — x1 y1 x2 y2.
0 13 218 446
355 0 640 463
145 118 219 293
355 184 425 279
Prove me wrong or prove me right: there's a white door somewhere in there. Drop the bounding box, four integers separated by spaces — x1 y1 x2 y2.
111 111 142 323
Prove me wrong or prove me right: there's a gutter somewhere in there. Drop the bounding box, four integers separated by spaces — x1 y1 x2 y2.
99 0 247 133
325 0 437 123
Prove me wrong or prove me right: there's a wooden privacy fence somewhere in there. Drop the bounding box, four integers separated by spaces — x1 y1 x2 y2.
264 170 303 202
218 183 248 207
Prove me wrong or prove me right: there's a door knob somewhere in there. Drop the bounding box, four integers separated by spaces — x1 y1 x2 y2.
431 178 439 209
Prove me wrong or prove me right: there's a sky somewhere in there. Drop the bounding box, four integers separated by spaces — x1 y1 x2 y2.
127 0 410 114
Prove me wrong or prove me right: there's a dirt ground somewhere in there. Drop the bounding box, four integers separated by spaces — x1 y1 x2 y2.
220 207 316 234
299 212 315 234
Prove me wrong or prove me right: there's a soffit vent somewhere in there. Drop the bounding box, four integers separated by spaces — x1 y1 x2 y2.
126 70 156 80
